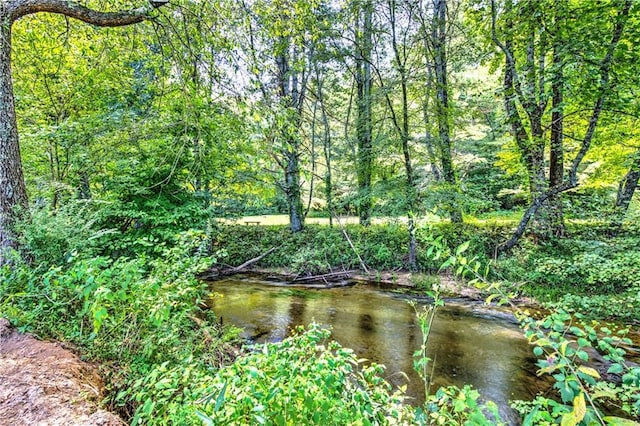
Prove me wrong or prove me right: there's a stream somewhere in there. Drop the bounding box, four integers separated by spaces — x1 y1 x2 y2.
209 277 549 423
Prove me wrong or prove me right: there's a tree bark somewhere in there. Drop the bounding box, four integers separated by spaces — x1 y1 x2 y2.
0 12 28 259
355 0 373 226
275 43 305 233
6 0 154 25
423 64 441 181
611 152 640 231
0 0 165 265
548 16 565 237
432 0 462 223
285 145 304 233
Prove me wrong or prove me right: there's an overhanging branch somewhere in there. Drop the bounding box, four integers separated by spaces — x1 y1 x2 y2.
8 0 166 26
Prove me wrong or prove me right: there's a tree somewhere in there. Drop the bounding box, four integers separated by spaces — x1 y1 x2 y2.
491 0 634 251
431 0 463 223
382 0 418 268
237 0 332 233
354 0 374 226
612 150 640 230
0 0 166 264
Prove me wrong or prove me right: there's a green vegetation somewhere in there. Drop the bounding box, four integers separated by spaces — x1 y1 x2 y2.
0 0 639 424
2 207 638 424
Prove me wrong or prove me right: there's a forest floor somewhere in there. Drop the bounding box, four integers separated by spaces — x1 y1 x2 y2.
0 318 123 426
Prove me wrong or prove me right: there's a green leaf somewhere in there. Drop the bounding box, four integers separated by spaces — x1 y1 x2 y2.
456 241 470 256
578 366 600 379
607 364 624 374
215 382 227 411
603 416 640 425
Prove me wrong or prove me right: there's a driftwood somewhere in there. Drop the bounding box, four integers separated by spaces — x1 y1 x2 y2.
293 270 355 283
198 247 278 280
256 268 356 288
199 246 358 288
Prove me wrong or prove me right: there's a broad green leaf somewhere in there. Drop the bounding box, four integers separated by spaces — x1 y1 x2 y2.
578 366 600 379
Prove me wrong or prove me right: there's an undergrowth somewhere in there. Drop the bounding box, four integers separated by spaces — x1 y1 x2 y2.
1 203 639 424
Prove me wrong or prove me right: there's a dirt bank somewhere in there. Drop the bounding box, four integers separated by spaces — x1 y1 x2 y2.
0 318 123 426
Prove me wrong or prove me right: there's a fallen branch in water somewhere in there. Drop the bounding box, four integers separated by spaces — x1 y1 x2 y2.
198 246 279 280
292 270 355 283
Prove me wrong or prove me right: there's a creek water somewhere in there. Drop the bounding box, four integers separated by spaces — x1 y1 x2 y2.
209 277 547 423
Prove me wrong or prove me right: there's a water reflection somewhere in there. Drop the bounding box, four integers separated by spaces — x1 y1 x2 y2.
210 279 545 421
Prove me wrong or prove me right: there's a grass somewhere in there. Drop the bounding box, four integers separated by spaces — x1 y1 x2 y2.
216 213 442 226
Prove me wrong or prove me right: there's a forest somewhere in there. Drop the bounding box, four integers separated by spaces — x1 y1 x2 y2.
0 0 639 425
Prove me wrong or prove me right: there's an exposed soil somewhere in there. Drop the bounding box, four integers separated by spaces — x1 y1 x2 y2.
0 318 124 426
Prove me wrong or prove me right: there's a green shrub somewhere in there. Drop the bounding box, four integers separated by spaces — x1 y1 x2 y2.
211 222 509 273
499 237 640 296
197 324 410 425
290 247 332 275
16 201 110 266
0 230 238 423
419 385 503 425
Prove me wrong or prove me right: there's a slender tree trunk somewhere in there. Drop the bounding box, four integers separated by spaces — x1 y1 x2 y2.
415 2 440 181
387 0 417 269
615 166 640 212
285 145 303 232
423 64 441 181
316 75 334 227
0 13 28 263
355 0 373 226
305 99 318 217
611 152 640 231
432 0 462 223
276 46 304 233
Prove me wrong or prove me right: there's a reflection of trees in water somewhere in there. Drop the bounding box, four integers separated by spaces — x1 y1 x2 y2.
359 313 375 332
288 297 306 331
425 310 467 390
212 282 543 413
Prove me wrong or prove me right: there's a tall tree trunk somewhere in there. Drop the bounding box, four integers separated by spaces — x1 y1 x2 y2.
355 0 373 226
386 0 417 269
423 64 441 181
305 98 318 217
276 46 304 233
548 24 565 237
432 0 462 223
0 13 28 262
316 73 334 227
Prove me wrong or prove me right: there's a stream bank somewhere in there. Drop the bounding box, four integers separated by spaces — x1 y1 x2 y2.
0 318 123 426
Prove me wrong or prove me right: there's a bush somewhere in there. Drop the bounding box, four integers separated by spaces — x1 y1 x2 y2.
210 222 510 273
16 201 109 266
499 237 640 296
197 324 410 425
0 230 238 423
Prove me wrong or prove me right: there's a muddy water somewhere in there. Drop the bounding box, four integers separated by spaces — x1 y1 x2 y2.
209 278 547 422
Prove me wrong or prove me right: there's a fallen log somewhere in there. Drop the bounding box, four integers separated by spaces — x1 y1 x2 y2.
198 247 279 280
292 270 356 283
